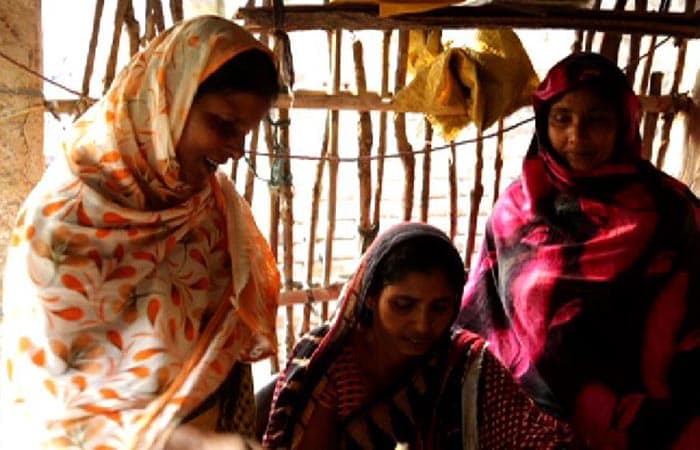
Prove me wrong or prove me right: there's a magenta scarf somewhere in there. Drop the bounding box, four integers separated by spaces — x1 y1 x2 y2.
458 52 700 449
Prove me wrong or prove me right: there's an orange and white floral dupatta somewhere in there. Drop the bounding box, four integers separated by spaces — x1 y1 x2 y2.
0 16 280 449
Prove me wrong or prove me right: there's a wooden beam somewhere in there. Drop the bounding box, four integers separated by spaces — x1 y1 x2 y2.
237 4 700 38
47 91 693 116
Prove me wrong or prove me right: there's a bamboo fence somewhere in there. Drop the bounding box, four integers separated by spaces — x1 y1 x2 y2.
42 0 699 371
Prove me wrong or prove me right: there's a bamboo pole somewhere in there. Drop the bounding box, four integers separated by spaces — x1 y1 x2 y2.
104 0 130 93
124 0 141 56
264 116 280 372
79 0 104 114
237 4 700 38
584 0 602 52
394 30 415 221
493 118 504 205
145 0 157 42
625 0 646 84
244 26 271 205
642 72 663 161
640 0 670 93
277 108 296 357
322 29 342 322
278 282 344 307
572 30 583 53
50 92 684 116
656 41 688 168
243 125 260 203
448 142 458 241
353 40 374 252
465 130 484 271
372 31 391 236
639 35 658 94
420 118 433 222
599 0 627 61
170 0 184 23
304 114 329 334
655 0 693 168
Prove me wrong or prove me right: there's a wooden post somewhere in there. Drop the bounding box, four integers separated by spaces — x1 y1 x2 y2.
448 142 458 241
493 119 504 205
304 114 329 334
80 0 104 114
124 0 141 56
322 29 342 321
145 0 166 41
372 31 392 234
420 118 433 222
243 125 260 204
277 109 296 357
642 72 663 161
584 0 602 52
264 115 280 372
572 30 583 53
104 0 130 93
656 39 688 169
599 0 627 61
655 0 692 169
465 131 484 271
394 30 415 221
170 0 184 22
353 39 374 252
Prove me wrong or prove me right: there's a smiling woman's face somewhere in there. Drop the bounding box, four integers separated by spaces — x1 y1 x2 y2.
547 87 619 172
368 270 457 361
175 90 271 190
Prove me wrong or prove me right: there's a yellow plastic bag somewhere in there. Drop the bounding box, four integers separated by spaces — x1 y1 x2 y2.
393 28 539 140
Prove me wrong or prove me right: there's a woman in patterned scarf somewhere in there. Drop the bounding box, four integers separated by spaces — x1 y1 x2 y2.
263 222 574 449
458 52 700 449
0 16 280 449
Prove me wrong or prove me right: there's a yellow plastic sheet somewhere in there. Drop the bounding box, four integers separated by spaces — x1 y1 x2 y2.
334 0 461 17
394 28 539 140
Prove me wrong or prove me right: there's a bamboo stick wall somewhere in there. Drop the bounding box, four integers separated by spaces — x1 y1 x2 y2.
40 0 699 373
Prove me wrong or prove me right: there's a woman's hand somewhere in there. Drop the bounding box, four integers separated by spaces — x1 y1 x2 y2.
165 423 262 450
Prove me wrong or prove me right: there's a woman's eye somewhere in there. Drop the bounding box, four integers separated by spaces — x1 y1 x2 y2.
587 114 614 125
549 112 571 125
211 116 238 136
390 299 414 311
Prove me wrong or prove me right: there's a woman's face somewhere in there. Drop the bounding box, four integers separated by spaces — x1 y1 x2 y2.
547 87 619 172
368 270 457 360
175 90 271 190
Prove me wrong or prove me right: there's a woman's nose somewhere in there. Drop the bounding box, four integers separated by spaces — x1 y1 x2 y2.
413 310 431 335
567 120 586 146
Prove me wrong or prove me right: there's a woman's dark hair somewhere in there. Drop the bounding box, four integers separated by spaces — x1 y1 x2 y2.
358 235 466 326
196 48 280 99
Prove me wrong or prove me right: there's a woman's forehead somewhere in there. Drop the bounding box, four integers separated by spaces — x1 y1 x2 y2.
550 87 618 110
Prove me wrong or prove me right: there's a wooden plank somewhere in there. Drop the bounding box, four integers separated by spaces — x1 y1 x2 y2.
237 4 700 37
47 91 691 116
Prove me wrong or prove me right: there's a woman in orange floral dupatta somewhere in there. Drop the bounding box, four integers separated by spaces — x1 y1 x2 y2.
1 16 280 449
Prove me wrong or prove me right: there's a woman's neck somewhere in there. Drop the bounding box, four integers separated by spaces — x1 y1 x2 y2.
352 328 415 391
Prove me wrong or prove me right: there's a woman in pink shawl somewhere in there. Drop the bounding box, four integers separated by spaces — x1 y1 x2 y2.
0 16 280 449
458 52 700 449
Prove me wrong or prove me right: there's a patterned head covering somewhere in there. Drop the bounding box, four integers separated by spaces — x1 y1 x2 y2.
459 52 700 448
523 52 644 203
264 222 465 449
1 16 280 449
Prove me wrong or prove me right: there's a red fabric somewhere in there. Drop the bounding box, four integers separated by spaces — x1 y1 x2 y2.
478 349 573 450
459 52 700 449
315 340 369 420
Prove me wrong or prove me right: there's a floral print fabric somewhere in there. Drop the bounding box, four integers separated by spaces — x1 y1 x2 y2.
0 16 280 449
